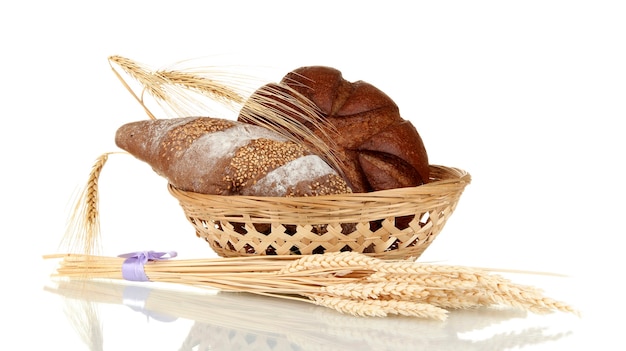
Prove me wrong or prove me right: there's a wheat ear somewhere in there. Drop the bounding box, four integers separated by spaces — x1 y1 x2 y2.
109 55 250 120
60 152 126 256
308 294 448 320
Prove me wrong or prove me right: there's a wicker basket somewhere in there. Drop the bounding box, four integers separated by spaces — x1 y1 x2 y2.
169 165 470 260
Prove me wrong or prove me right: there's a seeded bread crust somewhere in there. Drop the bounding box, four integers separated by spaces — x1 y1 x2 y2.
115 117 351 196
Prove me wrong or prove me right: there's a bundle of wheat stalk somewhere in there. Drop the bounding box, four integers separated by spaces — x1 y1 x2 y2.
44 251 577 320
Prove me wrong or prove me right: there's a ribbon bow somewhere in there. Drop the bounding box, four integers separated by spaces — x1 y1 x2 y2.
118 250 177 282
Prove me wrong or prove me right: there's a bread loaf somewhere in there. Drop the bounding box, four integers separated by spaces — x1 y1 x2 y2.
115 117 351 197
239 66 429 193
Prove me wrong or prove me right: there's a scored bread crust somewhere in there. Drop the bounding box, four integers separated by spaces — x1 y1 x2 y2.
239 66 429 192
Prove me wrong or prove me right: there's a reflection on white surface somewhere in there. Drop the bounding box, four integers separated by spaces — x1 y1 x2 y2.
45 279 576 351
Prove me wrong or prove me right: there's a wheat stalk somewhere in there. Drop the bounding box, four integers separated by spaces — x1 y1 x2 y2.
419 288 493 309
108 55 249 119
44 251 578 320
278 251 378 274
320 281 429 300
108 55 346 178
60 152 114 256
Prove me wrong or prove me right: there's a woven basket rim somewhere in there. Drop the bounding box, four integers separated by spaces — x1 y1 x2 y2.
168 164 471 224
168 164 470 203
169 164 471 258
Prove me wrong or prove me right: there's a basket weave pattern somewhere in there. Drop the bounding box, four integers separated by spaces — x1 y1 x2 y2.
169 165 470 260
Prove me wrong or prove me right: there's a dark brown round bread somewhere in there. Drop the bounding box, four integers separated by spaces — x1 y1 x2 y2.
239 66 429 193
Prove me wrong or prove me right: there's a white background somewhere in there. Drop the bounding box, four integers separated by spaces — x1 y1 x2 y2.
2 1 624 349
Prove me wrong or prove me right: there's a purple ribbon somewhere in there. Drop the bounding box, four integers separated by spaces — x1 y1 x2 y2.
118 250 177 282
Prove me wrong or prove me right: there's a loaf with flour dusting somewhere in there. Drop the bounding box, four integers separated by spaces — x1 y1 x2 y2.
115 117 351 196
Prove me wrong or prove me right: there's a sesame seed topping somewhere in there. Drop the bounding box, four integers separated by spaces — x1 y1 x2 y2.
286 174 351 197
225 138 309 191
